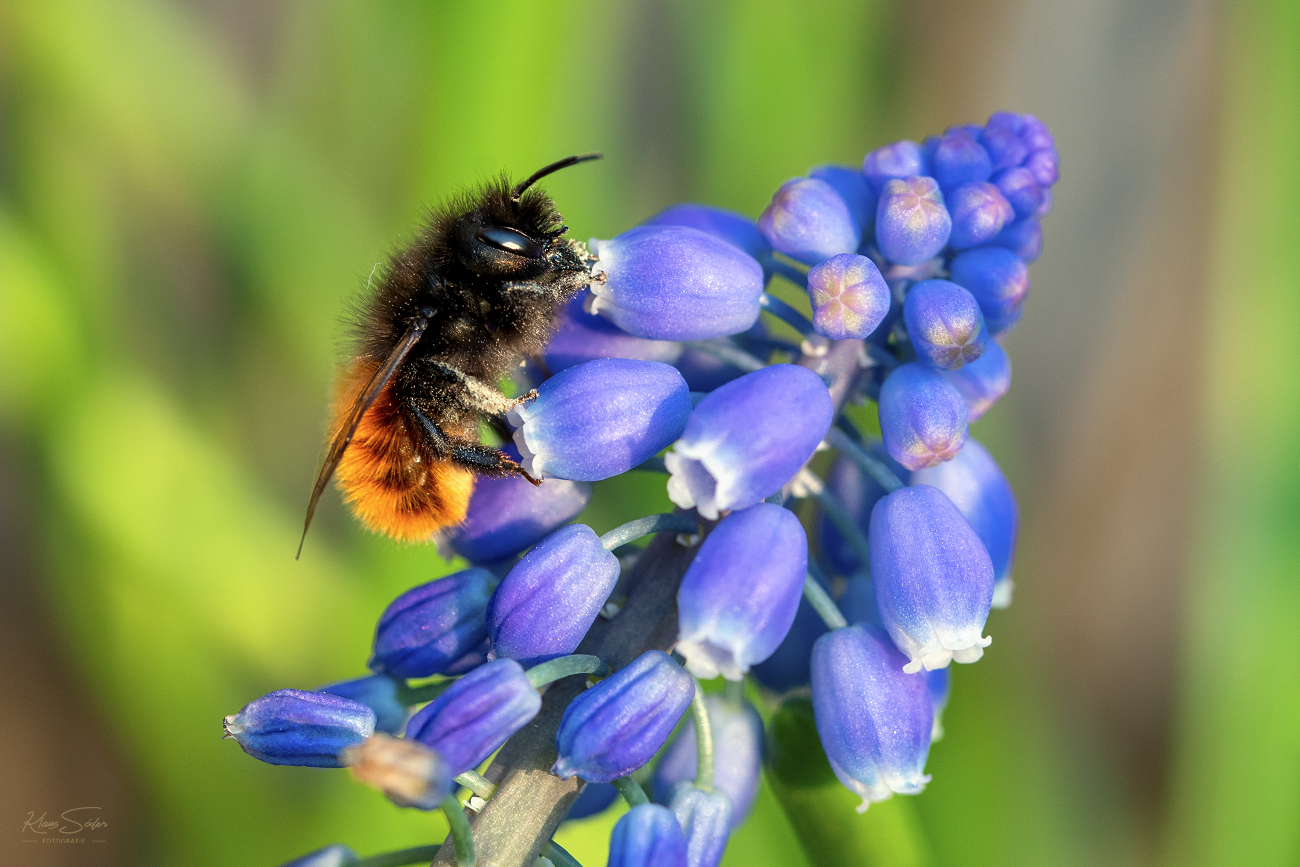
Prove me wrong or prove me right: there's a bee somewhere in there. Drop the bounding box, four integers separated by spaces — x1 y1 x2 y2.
298 154 601 556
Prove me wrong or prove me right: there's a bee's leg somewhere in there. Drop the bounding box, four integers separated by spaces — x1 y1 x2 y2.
408 400 542 486
421 359 538 413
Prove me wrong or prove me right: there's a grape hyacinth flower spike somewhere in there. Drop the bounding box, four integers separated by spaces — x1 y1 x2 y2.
641 203 773 261
666 364 833 519
223 690 375 768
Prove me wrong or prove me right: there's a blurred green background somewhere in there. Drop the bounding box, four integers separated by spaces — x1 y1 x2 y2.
1 1 1297 865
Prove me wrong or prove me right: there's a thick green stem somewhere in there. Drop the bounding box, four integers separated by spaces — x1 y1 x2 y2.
525 654 607 690
690 681 715 792
357 845 440 867
440 795 476 867
599 514 699 551
804 572 848 631
542 841 584 867
613 776 650 807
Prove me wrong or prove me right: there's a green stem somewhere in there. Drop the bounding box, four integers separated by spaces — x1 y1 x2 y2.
760 292 816 336
804 572 848 631
724 678 746 707
690 680 715 792
357 844 440 867
542 841 584 867
612 776 649 807
826 427 904 492
455 770 496 800
686 338 767 372
440 794 476 867
396 678 455 707
525 654 607 690
599 514 699 551
798 470 872 573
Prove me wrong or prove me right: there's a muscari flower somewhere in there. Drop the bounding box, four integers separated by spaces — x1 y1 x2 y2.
488 523 620 667
903 279 988 370
675 503 808 680
874 177 951 266
223 689 375 768
990 166 1044 219
544 292 683 373
809 164 876 238
806 253 891 340
589 225 765 340
666 364 833 519
509 358 692 481
369 567 495 679
810 623 932 811
929 128 993 193
862 139 929 192
946 182 1014 249
406 658 541 776
553 650 696 782
669 783 733 867
869 484 994 671
878 363 968 471
566 781 620 821
912 438 1019 608
758 177 859 264
608 803 688 867
948 245 1030 336
318 674 407 735
993 216 1043 263
341 732 452 810
653 695 764 828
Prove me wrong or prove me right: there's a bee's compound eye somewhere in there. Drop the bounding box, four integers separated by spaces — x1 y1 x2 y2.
477 226 544 259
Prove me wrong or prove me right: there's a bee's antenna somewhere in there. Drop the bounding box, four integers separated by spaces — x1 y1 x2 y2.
512 153 602 201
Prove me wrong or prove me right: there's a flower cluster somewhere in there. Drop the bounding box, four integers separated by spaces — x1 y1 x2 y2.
227 111 1050 866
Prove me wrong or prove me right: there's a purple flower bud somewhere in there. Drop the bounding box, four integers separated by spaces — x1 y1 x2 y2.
978 123 1029 172
874 177 952 266
749 594 827 691
1036 186 1054 217
440 450 591 566
342 733 453 810
406 658 541 775
652 696 764 828
488 523 620 666
566 781 620 821
669 784 733 867
609 804 688 867
903 279 988 370
911 438 1019 608
990 166 1044 219
676 503 807 680
806 253 890 340
930 129 993 192
878 363 969 470
223 689 375 768
948 245 1030 336
992 216 1042 263
666 365 834 519
369 568 495 679
279 845 360 867
810 623 932 811
509 359 692 481
545 292 683 373
869 485 994 671
926 666 951 740
589 226 765 340
642 204 773 261
943 337 1011 421
318 674 407 735
1019 115 1055 152
553 650 695 782
862 140 929 193
1024 147 1060 187
946 182 1014 250
810 164 876 237
758 177 859 265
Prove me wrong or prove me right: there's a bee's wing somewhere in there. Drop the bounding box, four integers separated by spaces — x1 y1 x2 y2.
297 318 428 558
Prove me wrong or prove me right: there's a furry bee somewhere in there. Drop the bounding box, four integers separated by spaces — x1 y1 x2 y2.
298 154 601 556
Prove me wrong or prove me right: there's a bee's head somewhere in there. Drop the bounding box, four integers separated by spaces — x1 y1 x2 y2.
450 154 601 289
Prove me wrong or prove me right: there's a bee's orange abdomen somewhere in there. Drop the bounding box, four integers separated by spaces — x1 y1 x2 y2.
331 361 475 541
